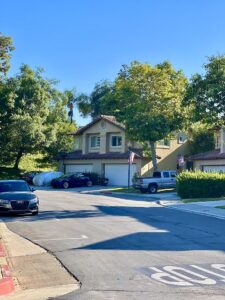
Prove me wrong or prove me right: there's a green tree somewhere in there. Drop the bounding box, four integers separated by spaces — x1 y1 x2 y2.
114 61 188 171
185 55 225 126
0 64 75 169
0 32 14 76
77 80 113 119
188 124 215 155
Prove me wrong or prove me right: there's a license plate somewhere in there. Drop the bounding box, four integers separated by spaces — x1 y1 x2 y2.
17 200 24 204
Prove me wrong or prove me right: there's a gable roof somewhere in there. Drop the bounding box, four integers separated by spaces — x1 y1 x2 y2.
70 115 125 136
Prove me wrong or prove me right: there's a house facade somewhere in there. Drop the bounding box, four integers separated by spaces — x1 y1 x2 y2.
191 128 225 172
57 115 190 185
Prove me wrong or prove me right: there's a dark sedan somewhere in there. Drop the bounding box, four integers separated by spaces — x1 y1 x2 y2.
0 180 39 215
51 173 92 189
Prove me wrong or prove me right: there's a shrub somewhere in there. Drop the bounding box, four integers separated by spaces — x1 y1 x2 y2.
83 172 100 184
176 171 225 198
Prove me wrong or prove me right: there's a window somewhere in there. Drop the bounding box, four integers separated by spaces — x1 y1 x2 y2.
163 171 170 178
90 135 100 148
178 133 187 144
111 135 122 147
215 134 221 149
158 139 170 148
170 171 177 178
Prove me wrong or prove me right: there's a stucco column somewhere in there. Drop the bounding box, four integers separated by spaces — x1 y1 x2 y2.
220 129 225 153
82 133 87 154
100 133 106 154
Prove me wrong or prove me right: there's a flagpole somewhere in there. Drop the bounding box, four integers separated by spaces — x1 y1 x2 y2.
128 150 131 189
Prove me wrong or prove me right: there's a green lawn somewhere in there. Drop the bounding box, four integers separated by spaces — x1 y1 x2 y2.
183 197 225 203
216 206 225 209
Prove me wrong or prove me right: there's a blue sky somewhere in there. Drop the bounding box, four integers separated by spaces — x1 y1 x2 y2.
1 0 225 125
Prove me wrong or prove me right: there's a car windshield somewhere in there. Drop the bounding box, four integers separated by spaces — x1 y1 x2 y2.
0 182 30 193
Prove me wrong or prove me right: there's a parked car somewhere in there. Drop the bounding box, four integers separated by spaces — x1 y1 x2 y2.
20 171 40 184
133 170 177 193
83 172 109 186
0 180 39 215
51 173 93 189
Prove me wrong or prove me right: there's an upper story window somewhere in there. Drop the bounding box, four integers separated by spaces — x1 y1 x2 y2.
111 135 122 147
90 135 100 148
177 133 187 144
157 139 170 148
215 133 221 149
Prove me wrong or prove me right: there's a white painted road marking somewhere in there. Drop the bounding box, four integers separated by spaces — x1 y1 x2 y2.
142 263 225 287
33 235 88 242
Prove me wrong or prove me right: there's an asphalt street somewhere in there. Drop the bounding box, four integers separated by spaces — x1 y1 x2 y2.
2 189 225 300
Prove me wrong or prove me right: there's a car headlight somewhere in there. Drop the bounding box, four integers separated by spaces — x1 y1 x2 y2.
0 199 10 205
30 198 38 204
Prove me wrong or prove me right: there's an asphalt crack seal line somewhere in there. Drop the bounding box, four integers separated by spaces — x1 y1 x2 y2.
0 222 80 300
0 239 15 296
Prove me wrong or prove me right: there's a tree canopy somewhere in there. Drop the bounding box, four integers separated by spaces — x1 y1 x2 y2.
0 64 75 169
113 61 188 170
0 32 14 76
185 55 225 126
77 80 114 119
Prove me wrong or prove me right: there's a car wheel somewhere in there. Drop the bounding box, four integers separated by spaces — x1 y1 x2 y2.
63 181 69 189
86 180 93 187
148 184 157 194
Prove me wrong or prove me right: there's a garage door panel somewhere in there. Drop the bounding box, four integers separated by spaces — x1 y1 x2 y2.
66 164 93 174
105 164 136 186
203 165 225 173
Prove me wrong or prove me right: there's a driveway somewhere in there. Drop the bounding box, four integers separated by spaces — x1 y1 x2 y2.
2 189 225 299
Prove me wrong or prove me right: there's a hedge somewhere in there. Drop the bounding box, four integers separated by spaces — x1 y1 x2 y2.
176 171 225 198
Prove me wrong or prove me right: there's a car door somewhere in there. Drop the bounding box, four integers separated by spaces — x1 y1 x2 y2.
168 171 177 188
162 171 171 188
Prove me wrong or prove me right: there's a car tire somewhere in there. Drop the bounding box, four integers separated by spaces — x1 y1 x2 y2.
86 180 93 187
148 184 158 194
63 182 69 189
32 210 39 216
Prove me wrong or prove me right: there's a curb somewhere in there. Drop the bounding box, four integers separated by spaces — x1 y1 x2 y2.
0 241 14 296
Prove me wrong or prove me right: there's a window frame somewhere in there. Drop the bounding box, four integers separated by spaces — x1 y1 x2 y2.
111 135 122 148
90 135 100 149
157 139 171 148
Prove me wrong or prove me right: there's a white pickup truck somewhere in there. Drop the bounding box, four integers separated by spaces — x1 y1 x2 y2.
133 170 177 193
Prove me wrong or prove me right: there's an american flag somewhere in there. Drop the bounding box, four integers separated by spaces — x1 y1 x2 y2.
128 151 135 164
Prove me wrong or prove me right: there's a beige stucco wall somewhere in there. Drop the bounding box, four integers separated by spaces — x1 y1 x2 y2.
141 140 190 176
194 159 225 170
74 120 126 154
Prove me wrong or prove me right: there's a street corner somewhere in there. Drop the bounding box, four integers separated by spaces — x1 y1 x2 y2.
0 241 14 297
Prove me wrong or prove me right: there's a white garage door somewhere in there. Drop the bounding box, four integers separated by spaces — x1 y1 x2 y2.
203 165 225 173
65 164 93 174
105 164 137 186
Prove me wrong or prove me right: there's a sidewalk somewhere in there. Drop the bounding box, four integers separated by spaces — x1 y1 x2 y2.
159 199 225 220
0 236 14 296
0 222 79 299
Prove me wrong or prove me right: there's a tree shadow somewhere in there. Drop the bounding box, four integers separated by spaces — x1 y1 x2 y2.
71 205 225 252
0 209 103 222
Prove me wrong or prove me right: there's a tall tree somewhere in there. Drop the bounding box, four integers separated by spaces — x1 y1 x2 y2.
77 80 113 119
114 61 188 171
185 55 225 126
0 64 75 169
0 32 14 76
